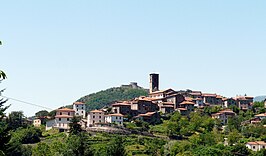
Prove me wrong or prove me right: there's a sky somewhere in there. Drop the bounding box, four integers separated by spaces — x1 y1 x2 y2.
1 1 266 116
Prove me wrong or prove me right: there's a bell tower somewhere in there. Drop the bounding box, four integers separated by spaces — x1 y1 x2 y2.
149 73 159 93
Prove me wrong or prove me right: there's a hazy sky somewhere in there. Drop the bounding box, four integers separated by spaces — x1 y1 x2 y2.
1 1 266 116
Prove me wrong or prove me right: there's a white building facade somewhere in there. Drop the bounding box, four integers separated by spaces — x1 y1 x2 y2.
73 102 86 118
105 114 124 126
87 110 105 127
54 108 75 130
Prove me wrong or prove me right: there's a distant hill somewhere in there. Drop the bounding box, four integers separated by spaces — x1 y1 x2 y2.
254 96 266 102
76 87 149 111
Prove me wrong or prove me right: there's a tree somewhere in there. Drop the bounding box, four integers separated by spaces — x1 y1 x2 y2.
69 116 82 135
0 71 10 155
65 133 92 156
106 136 126 156
35 110 49 117
7 111 27 130
0 70 7 80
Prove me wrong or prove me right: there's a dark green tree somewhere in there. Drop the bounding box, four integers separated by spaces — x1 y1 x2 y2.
35 110 49 117
106 136 126 156
7 111 27 130
0 71 10 155
69 116 82 135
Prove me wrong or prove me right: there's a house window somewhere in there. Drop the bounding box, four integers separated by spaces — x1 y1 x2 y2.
59 118 61 121
82 107 84 109
68 112 70 115
93 120 95 123
81 111 83 114
93 116 95 118
253 146 255 149
60 112 62 115
116 117 118 119
67 118 69 121
99 120 101 123
263 146 265 149
99 116 101 118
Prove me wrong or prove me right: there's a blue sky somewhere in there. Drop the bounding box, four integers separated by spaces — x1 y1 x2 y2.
1 1 266 116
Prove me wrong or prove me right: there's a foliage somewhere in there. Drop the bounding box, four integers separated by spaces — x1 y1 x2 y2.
69 116 82 135
10 126 42 144
35 110 49 117
7 111 28 130
106 136 126 156
77 87 148 111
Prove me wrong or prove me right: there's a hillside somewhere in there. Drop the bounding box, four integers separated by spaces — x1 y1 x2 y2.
77 87 149 111
254 96 266 102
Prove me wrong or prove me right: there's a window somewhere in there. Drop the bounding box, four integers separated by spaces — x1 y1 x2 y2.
82 107 84 109
263 146 265 149
116 117 118 119
93 116 95 118
253 146 255 149
67 118 69 121
60 112 62 115
93 120 95 123
81 111 83 113
99 120 101 123
68 112 70 115
59 118 61 121
99 116 101 118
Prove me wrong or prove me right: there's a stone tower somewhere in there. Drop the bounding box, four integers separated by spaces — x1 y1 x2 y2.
149 73 159 93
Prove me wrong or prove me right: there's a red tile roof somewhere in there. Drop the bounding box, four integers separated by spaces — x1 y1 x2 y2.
106 113 124 117
180 101 195 105
55 115 73 118
90 110 103 113
57 108 75 112
73 102 85 105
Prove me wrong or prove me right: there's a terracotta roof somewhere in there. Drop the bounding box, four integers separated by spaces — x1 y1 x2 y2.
178 108 187 111
112 103 131 106
149 88 175 94
216 95 223 99
55 115 73 118
185 97 193 102
180 101 195 105
73 102 85 105
137 112 157 117
106 113 124 117
161 101 174 105
255 113 266 117
90 110 104 113
57 108 75 112
202 93 217 97
189 92 202 96
161 105 174 108
246 141 266 145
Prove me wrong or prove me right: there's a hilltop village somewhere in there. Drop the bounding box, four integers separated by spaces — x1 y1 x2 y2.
31 74 266 152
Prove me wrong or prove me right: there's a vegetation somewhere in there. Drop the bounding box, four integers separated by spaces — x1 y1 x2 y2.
77 87 148 111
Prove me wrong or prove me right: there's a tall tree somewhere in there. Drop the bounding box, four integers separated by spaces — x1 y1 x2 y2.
0 70 10 155
69 116 82 135
106 136 126 156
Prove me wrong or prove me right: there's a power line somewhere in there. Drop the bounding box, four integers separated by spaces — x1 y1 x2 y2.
0 95 54 111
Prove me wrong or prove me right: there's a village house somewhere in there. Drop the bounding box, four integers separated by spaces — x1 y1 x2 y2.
246 141 266 151
223 98 237 108
131 98 159 115
235 96 253 110
178 101 195 115
264 99 266 108
158 101 175 114
211 109 236 125
202 93 217 105
54 108 75 131
133 111 160 124
73 102 86 118
105 114 124 126
255 113 266 120
111 102 131 115
33 119 41 127
87 110 105 127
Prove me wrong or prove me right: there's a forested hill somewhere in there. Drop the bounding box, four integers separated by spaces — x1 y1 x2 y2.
76 87 149 111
